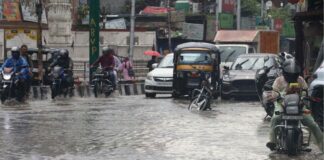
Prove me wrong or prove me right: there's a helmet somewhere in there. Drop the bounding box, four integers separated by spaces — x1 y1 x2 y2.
102 47 114 56
59 49 69 58
11 46 20 60
282 59 301 83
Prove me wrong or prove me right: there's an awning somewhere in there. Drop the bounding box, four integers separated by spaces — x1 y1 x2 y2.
214 30 259 43
141 6 175 15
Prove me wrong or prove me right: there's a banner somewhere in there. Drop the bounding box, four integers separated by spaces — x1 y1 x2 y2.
20 1 47 23
219 13 234 29
0 0 3 20
105 18 127 29
5 29 37 48
3 0 21 21
222 0 235 13
89 0 100 65
182 23 204 40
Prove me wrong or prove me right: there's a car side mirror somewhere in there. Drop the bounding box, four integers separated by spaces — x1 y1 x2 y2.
223 66 230 70
152 63 158 69
313 73 318 79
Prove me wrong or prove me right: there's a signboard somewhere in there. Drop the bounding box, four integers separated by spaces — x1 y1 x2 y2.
105 18 127 29
219 13 234 29
89 0 100 65
222 0 235 13
182 23 204 40
274 19 283 32
20 2 47 23
282 21 295 38
3 0 21 21
5 29 37 48
0 0 3 20
170 11 185 22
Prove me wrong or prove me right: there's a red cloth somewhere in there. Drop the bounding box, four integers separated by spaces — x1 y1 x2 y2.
93 55 115 70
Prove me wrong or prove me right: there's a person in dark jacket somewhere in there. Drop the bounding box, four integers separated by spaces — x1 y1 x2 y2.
147 56 157 71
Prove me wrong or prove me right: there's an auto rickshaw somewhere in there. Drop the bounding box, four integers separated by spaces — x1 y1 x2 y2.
172 42 221 98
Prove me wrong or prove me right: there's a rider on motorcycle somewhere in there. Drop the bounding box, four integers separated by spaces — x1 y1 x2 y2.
91 47 116 88
1 46 30 100
50 49 74 87
266 59 323 152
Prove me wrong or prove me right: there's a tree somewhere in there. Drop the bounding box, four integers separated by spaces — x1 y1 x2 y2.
241 0 261 17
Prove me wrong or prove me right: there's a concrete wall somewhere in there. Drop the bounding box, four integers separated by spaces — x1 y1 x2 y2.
0 30 156 61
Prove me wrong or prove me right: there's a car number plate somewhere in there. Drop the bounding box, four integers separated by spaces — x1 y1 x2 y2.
282 115 303 120
156 82 172 86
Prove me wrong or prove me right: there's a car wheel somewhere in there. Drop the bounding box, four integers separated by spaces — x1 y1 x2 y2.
145 93 156 98
172 92 180 98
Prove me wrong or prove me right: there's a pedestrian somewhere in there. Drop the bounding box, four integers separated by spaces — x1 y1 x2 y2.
120 57 135 81
147 56 157 71
20 44 33 98
113 52 122 84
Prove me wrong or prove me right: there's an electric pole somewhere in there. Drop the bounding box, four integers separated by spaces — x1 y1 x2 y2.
167 0 172 53
129 0 136 61
36 0 43 82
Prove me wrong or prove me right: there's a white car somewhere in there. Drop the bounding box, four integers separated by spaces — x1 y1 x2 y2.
145 53 174 98
309 60 324 96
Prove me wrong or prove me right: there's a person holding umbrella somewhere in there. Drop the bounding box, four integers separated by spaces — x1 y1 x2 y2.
144 50 160 71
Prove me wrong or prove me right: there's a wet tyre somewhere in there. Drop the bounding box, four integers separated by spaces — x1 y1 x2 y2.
145 93 156 98
51 84 58 99
287 129 298 156
93 83 99 98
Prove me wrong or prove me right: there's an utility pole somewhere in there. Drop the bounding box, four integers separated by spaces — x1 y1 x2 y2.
216 0 222 32
167 0 172 53
129 0 136 60
261 0 264 18
36 0 43 82
236 0 241 30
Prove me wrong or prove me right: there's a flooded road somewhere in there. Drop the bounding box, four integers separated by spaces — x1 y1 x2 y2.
0 95 323 160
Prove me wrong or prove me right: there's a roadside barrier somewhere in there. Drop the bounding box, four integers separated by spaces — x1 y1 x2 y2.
118 80 145 96
28 80 145 99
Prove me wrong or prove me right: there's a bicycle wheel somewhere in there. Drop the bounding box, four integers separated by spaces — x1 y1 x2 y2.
188 97 200 110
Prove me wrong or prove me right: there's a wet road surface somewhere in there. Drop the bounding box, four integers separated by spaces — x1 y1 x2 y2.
0 95 323 160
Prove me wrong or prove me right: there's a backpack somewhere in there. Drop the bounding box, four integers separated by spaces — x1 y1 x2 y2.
125 61 135 77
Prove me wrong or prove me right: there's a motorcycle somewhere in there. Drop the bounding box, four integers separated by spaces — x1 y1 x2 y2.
0 67 26 103
50 66 73 99
255 66 279 117
188 70 213 111
309 86 323 131
91 68 115 98
255 52 295 118
272 87 311 156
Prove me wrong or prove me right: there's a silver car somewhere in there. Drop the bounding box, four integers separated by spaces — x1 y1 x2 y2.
144 53 174 98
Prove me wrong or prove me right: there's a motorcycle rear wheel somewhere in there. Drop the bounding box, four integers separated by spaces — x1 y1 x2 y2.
287 129 299 156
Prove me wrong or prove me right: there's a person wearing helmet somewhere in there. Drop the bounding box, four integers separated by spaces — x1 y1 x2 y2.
266 59 323 152
1 46 30 101
50 49 74 87
91 47 116 88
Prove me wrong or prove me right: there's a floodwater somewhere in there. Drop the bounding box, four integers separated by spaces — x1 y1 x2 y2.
0 95 322 160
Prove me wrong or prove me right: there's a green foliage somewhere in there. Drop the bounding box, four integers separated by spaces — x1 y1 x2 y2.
78 4 90 19
267 6 292 21
241 0 261 17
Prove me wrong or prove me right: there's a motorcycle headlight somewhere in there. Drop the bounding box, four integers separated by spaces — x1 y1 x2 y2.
3 74 11 80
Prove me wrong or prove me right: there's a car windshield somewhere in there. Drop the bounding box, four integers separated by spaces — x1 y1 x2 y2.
178 52 212 64
231 56 274 70
158 54 174 68
219 46 247 63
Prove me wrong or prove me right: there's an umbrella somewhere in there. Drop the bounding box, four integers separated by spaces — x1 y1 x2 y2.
144 50 161 57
